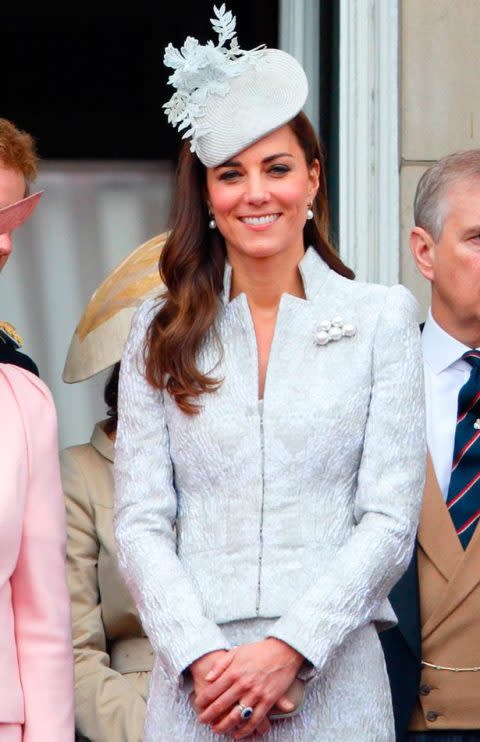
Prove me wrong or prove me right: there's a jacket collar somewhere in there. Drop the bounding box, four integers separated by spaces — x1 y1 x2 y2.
90 421 114 463
221 246 331 306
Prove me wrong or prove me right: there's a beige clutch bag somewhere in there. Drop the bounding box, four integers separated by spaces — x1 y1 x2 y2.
267 677 306 720
189 677 306 721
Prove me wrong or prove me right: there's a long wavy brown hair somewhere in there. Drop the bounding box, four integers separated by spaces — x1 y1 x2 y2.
145 112 354 414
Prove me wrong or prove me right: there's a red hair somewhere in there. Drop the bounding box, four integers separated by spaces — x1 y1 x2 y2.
0 119 38 193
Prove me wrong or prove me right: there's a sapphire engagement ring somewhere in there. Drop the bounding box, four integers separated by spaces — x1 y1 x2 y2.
237 703 254 721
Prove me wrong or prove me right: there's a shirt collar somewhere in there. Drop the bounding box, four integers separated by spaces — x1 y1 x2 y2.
422 309 473 374
90 420 114 463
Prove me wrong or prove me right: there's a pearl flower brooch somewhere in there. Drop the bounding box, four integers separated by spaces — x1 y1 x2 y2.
314 316 356 346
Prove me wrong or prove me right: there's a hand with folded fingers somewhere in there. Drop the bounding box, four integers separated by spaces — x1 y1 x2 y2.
189 649 234 704
193 638 304 738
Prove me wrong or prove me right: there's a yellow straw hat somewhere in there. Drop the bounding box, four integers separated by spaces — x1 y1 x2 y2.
63 232 167 383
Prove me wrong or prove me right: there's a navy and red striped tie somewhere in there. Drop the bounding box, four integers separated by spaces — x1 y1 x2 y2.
446 350 480 548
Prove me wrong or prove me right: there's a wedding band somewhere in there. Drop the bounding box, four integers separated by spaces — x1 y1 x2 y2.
237 703 254 721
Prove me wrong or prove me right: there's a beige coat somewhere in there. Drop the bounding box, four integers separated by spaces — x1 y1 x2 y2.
62 423 152 742
410 454 480 730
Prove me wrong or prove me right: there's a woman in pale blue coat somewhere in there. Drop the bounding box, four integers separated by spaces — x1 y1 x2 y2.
114 7 425 741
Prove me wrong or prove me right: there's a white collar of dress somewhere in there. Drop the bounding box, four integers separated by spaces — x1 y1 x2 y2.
220 246 331 306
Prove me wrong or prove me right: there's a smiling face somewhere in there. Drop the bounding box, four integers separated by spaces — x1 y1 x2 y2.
0 163 26 273
410 177 480 346
205 124 319 264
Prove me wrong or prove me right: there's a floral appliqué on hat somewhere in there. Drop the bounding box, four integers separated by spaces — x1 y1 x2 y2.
163 4 265 155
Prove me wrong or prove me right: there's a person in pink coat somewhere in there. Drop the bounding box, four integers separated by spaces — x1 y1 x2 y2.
0 118 74 741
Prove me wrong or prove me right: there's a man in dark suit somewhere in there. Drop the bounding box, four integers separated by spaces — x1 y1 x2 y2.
0 118 43 375
381 150 480 741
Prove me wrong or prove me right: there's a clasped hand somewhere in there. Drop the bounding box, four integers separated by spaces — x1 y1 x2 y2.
190 638 304 739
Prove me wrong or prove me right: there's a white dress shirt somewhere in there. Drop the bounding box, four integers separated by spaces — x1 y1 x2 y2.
422 310 479 499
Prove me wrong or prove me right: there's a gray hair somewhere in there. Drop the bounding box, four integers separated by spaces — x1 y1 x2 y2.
414 150 480 241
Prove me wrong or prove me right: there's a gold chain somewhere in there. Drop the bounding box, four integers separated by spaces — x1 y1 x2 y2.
422 660 480 672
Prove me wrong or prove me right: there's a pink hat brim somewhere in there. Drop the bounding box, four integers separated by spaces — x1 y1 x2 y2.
0 191 44 235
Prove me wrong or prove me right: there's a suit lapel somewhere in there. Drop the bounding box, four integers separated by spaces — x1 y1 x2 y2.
421 452 480 638
417 452 462 581
423 514 480 639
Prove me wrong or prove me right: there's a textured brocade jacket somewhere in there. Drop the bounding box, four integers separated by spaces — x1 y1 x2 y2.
114 247 426 690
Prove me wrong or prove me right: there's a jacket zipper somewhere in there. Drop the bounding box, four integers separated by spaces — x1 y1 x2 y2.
255 403 265 615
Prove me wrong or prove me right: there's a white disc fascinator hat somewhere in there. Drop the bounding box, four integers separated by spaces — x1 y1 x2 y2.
163 4 309 167
63 232 166 383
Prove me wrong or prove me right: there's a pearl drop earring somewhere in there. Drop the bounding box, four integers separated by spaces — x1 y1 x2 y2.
208 214 216 229
306 205 314 220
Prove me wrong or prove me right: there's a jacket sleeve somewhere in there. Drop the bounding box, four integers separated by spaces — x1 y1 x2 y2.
62 448 147 742
10 371 75 742
114 300 230 687
268 284 426 673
